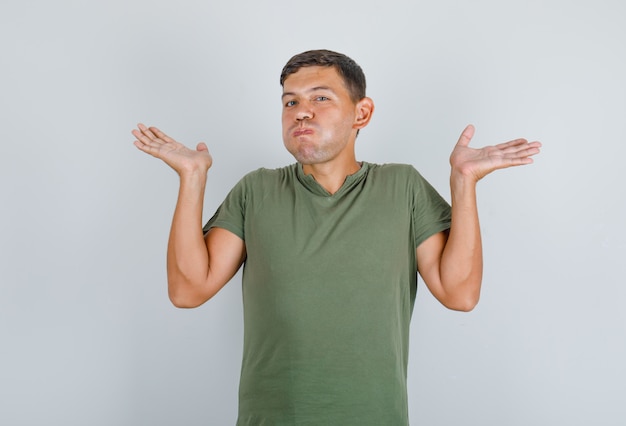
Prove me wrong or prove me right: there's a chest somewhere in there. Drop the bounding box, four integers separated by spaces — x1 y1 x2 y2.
243 185 414 277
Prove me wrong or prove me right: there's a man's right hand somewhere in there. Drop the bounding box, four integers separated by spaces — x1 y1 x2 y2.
132 123 213 176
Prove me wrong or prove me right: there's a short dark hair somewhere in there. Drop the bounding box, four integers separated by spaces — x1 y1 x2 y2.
280 49 366 103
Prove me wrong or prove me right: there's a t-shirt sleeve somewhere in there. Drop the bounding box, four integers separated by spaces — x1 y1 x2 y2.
202 176 247 240
410 167 452 248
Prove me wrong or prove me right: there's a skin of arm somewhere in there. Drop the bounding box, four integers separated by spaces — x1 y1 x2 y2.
417 125 541 311
133 124 246 308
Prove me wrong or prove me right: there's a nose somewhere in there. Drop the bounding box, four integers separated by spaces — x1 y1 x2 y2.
295 104 313 121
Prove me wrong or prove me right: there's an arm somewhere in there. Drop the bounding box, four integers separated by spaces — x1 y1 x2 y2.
417 125 541 311
133 124 246 308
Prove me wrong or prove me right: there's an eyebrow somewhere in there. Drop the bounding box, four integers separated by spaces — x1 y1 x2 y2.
281 86 335 99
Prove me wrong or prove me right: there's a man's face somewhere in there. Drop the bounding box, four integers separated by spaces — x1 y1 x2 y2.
281 66 359 166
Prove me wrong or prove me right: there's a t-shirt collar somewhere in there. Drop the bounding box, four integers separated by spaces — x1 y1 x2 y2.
295 162 370 197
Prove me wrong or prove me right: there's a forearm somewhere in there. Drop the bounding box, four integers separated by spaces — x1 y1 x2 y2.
430 123 540 310
167 170 210 306
439 173 483 310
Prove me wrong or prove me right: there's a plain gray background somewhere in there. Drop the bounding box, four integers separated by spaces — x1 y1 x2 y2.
1 0 624 425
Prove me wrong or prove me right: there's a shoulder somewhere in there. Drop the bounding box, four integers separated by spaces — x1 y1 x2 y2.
237 164 298 186
366 162 417 173
365 162 424 182
364 162 443 201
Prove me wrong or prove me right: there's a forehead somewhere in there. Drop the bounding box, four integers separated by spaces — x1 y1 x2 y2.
282 66 347 93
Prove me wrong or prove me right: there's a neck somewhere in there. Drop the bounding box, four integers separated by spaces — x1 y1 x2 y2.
302 160 361 195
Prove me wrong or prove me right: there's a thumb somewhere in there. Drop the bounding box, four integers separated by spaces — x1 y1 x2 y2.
196 142 209 152
455 124 475 148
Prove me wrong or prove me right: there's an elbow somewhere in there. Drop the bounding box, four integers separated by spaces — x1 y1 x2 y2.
167 280 210 309
441 283 481 312
440 273 482 312
169 294 202 309
447 296 479 312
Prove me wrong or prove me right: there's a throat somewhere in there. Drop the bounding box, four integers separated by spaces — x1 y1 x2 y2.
302 161 362 195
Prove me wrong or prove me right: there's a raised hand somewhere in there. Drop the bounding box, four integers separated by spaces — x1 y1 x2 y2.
132 123 213 176
449 125 541 183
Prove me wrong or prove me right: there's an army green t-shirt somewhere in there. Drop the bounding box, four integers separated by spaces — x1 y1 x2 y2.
204 162 451 425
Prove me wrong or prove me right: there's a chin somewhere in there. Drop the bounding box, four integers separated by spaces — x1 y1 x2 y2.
285 147 315 164
291 155 317 165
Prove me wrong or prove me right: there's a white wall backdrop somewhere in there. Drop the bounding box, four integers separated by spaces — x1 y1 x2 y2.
1 0 624 425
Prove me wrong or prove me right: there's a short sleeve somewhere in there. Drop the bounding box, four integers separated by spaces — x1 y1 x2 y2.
410 168 452 248
202 177 247 240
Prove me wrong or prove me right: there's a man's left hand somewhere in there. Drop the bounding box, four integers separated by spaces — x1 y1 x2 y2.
449 124 542 182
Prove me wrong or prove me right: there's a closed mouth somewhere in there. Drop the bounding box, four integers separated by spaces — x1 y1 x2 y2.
293 128 314 137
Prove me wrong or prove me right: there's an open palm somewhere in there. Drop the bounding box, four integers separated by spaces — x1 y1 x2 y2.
132 123 213 175
450 125 542 182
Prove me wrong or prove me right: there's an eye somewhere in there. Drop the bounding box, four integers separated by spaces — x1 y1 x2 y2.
315 96 329 102
284 100 297 107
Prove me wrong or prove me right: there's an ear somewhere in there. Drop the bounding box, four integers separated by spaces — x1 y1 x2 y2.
353 97 375 130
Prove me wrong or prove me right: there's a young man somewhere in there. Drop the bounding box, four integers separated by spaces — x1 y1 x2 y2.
132 49 540 425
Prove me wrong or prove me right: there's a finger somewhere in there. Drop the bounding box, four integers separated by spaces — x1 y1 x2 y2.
499 146 540 167
455 124 475 148
500 140 542 156
133 133 170 158
132 128 160 147
133 139 158 155
133 124 165 147
196 142 209 152
494 138 528 151
512 145 541 159
495 138 541 150
487 155 534 173
131 128 150 144
137 123 159 141
509 156 534 166
133 139 147 151
150 126 176 144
